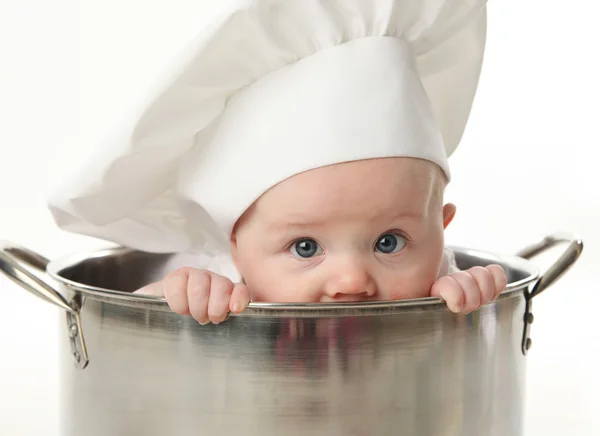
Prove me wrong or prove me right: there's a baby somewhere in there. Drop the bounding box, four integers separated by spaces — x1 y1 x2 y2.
48 0 504 324
135 157 505 324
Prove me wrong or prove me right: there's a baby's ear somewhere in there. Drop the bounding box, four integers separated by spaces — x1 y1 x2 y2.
442 203 456 229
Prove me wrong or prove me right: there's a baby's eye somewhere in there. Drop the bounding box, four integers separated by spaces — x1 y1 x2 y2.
375 233 407 254
290 238 323 259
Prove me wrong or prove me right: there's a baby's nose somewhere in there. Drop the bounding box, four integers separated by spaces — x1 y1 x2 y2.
323 260 376 300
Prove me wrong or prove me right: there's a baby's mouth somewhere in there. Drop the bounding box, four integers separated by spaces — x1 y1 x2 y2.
319 295 376 303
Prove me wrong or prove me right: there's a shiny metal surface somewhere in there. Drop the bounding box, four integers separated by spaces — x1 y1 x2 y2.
0 242 89 367
517 234 583 354
516 233 584 298
0 242 74 313
0 235 583 436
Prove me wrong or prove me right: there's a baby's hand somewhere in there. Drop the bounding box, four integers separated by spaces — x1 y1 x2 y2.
135 268 251 324
430 265 507 314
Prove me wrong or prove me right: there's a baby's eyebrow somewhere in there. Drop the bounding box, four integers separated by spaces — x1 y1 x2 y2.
262 223 321 247
269 218 325 230
391 210 427 221
268 210 425 230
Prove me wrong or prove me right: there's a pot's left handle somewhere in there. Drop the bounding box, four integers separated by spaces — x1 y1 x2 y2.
0 241 89 369
0 241 75 313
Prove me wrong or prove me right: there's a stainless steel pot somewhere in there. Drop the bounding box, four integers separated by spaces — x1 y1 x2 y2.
0 234 583 436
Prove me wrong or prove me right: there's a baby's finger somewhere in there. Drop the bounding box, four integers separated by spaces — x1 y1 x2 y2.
487 264 507 299
207 274 234 323
229 283 251 314
163 268 191 315
449 271 481 313
134 281 164 296
187 269 211 325
431 276 464 313
466 266 495 304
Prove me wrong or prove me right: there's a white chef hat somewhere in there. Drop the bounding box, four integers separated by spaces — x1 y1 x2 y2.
49 0 487 255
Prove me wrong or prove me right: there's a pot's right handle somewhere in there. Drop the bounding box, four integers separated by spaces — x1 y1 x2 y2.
516 233 583 299
0 241 89 368
516 233 583 355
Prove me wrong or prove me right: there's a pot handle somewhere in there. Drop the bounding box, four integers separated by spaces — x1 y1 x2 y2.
0 241 89 369
516 233 583 355
0 241 75 313
516 233 583 299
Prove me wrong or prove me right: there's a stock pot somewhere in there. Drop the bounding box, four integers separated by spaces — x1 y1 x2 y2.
0 234 582 436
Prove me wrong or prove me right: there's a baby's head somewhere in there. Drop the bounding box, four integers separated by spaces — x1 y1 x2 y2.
231 157 455 302
47 1 487 300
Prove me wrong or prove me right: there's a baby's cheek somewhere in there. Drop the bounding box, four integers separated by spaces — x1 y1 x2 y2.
234 252 281 301
381 270 437 301
242 265 311 303
267 279 324 303
242 273 278 302
386 286 431 301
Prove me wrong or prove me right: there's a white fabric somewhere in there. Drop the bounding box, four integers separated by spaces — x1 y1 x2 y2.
48 0 488 254
181 37 449 237
439 248 460 277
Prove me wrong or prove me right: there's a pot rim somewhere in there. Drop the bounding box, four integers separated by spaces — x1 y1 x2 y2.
45 245 539 315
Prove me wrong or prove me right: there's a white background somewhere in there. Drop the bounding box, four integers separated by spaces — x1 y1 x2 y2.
1 0 598 434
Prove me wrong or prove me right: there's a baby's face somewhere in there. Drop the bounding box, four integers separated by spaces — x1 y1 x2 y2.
231 157 455 303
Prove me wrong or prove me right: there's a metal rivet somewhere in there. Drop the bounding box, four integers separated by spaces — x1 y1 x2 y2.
68 324 78 338
525 338 532 350
526 313 534 324
73 352 81 363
